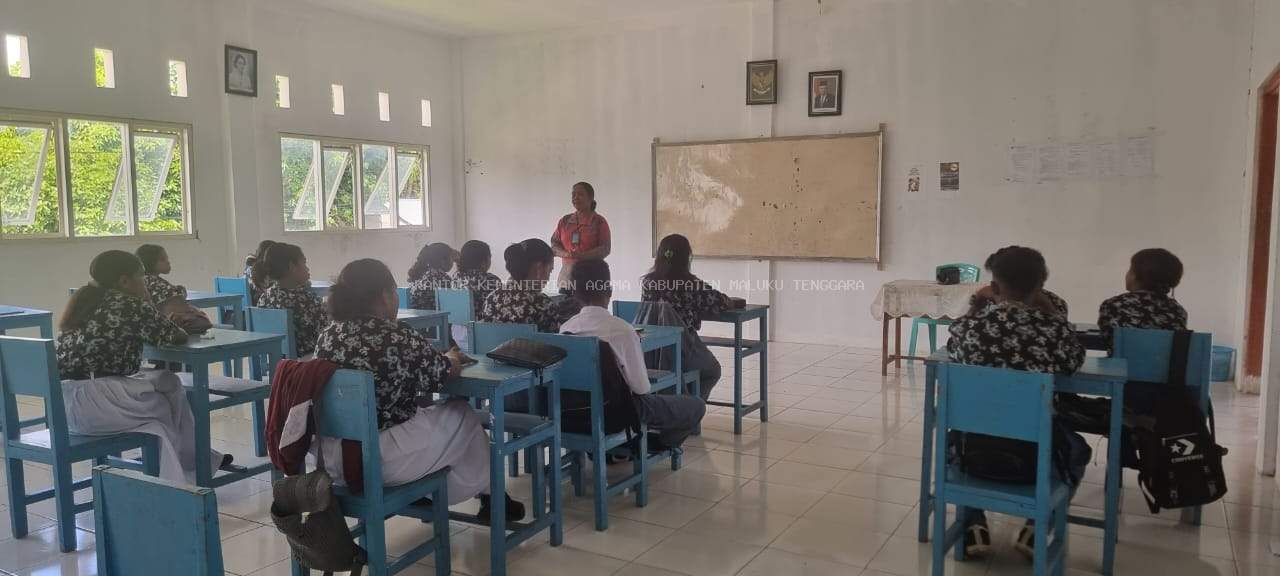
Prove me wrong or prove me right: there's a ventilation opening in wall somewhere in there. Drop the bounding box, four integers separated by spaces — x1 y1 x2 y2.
420 99 431 127
94 48 115 88
331 84 344 116
378 92 390 122
5 34 30 78
276 75 290 108
168 60 187 97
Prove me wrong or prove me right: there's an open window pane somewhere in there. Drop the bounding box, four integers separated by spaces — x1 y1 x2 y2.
68 119 129 236
396 149 425 227
134 130 186 232
6 35 30 78
322 146 355 229
281 137 320 231
94 48 115 88
361 144 393 229
168 60 188 97
0 123 59 236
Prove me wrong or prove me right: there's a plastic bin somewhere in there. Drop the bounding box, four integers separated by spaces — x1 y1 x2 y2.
1211 345 1235 382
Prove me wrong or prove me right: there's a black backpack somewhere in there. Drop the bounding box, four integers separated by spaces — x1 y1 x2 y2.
560 341 639 436
1130 330 1228 513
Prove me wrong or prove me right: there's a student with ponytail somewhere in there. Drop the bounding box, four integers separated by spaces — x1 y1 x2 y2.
315 258 524 519
135 244 187 305
1097 248 1188 349
480 239 579 332
245 239 277 305
254 243 328 356
56 250 228 483
453 240 501 318
407 242 455 310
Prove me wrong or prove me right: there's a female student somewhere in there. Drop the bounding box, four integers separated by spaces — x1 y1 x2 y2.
135 244 187 305
314 258 522 519
640 234 732 398
245 239 277 306
550 182 611 293
1097 248 1187 346
56 250 227 483
254 243 328 357
453 240 501 318
481 239 578 332
946 246 1089 560
407 243 455 310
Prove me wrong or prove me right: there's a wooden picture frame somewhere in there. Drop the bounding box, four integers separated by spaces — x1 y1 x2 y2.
224 45 258 97
808 70 842 117
746 60 778 105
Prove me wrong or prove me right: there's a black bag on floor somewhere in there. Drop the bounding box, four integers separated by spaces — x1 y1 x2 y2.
1131 330 1228 513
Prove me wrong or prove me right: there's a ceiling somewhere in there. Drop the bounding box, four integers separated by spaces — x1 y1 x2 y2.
293 0 751 37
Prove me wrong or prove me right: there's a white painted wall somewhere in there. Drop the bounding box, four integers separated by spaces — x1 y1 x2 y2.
461 0 1253 348
0 0 462 321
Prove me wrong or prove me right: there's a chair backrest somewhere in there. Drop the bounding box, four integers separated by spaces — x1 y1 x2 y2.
436 288 473 323
0 336 69 443
396 287 410 309
470 322 536 356
611 300 642 323
1112 327 1213 405
938 363 1053 443
92 465 224 576
529 332 600 392
313 369 386 494
936 263 981 284
214 276 251 309
246 307 297 358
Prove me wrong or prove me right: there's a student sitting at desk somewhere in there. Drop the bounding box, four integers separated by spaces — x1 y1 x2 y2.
244 240 277 306
135 244 187 305
453 240 502 318
1097 248 1187 348
481 239 579 332
969 245 1068 317
315 258 524 520
946 246 1089 561
254 243 328 357
562 259 706 451
56 250 228 483
408 242 455 311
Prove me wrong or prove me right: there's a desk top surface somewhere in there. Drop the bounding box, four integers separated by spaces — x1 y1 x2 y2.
0 306 51 318
398 309 450 320
712 304 769 321
144 328 283 353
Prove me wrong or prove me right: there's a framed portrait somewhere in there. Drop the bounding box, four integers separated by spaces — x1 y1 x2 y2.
746 59 778 105
807 70 842 117
224 45 258 97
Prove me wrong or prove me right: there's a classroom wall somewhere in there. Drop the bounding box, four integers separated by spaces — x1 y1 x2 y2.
460 0 1253 348
0 0 462 319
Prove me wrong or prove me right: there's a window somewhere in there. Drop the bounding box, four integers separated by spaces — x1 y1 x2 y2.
94 48 115 88
0 111 191 240
279 134 429 232
378 92 390 122
420 99 432 127
168 60 187 97
331 84 344 116
6 34 30 78
275 75 290 109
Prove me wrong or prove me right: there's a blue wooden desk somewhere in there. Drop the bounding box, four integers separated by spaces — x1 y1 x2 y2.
0 307 54 431
398 309 450 350
142 328 283 488
441 360 563 576
918 350 1126 576
701 305 769 434
309 280 332 297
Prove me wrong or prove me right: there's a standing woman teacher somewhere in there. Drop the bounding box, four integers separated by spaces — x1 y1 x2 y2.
550 181 611 293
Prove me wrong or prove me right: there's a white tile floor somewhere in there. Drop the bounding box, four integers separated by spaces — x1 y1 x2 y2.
1 343 1275 575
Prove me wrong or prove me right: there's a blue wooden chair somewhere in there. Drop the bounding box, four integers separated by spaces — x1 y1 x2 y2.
908 263 981 360
932 363 1068 576
93 465 223 575
471 322 538 476
246 306 298 359
298 368 451 576
610 300 702 403
1 336 160 552
397 286 410 309
435 288 474 349
215 275 251 325
530 333 654 531
1112 327 1213 525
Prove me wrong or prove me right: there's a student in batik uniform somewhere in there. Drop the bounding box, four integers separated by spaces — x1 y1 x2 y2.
407 243 455 311
254 243 328 357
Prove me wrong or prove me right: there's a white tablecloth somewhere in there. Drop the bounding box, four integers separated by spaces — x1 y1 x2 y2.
870 280 981 321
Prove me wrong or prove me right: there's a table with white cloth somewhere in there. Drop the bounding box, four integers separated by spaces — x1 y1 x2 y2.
870 280 981 374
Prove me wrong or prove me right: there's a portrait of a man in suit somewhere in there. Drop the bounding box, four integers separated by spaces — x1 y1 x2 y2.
808 71 841 116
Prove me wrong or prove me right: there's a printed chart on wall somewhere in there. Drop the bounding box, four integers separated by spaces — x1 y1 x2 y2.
652 129 883 261
1006 134 1155 185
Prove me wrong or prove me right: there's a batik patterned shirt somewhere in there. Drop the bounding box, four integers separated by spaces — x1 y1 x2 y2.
480 281 575 333
947 301 1085 374
453 269 502 318
56 289 188 379
258 283 329 357
640 274 732 331
315 316 451 430
408 268 454 311
1097 291 1188 349
144 274 187 305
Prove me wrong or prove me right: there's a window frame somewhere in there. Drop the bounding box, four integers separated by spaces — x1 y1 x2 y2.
0 108 194 241
279 132 430 234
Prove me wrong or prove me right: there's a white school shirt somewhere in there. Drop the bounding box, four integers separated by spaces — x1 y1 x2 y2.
560 305 651 395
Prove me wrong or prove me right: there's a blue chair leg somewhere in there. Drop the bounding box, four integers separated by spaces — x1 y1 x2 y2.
532 446 545 524
364 508 387 575
932 494 948 576
1055 506 1069 576
5 457 28 540
292 558 309 575
508 441 520 478
252 399 267 457
908 319 920 360
928 324 938 353
433 480 451 576
52 461 76 552
142 438 161 477
635 431 648 509
593 439 609 531
1034 516 1049 576
952 506 967 561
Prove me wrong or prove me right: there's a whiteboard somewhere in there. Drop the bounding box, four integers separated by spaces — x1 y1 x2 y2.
652 129 883 261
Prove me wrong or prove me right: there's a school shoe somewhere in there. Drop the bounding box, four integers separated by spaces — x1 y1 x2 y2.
477 493 526 524
1014 524 1035 561
964 523 992 558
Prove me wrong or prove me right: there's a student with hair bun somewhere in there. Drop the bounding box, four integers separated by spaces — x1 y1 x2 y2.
407 242 456 310
315 258 524 520
244 239 277 306
254 243 328 356
480 238 579 332
453 240 501 318
1097 248 1187 347
135 244 187 306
